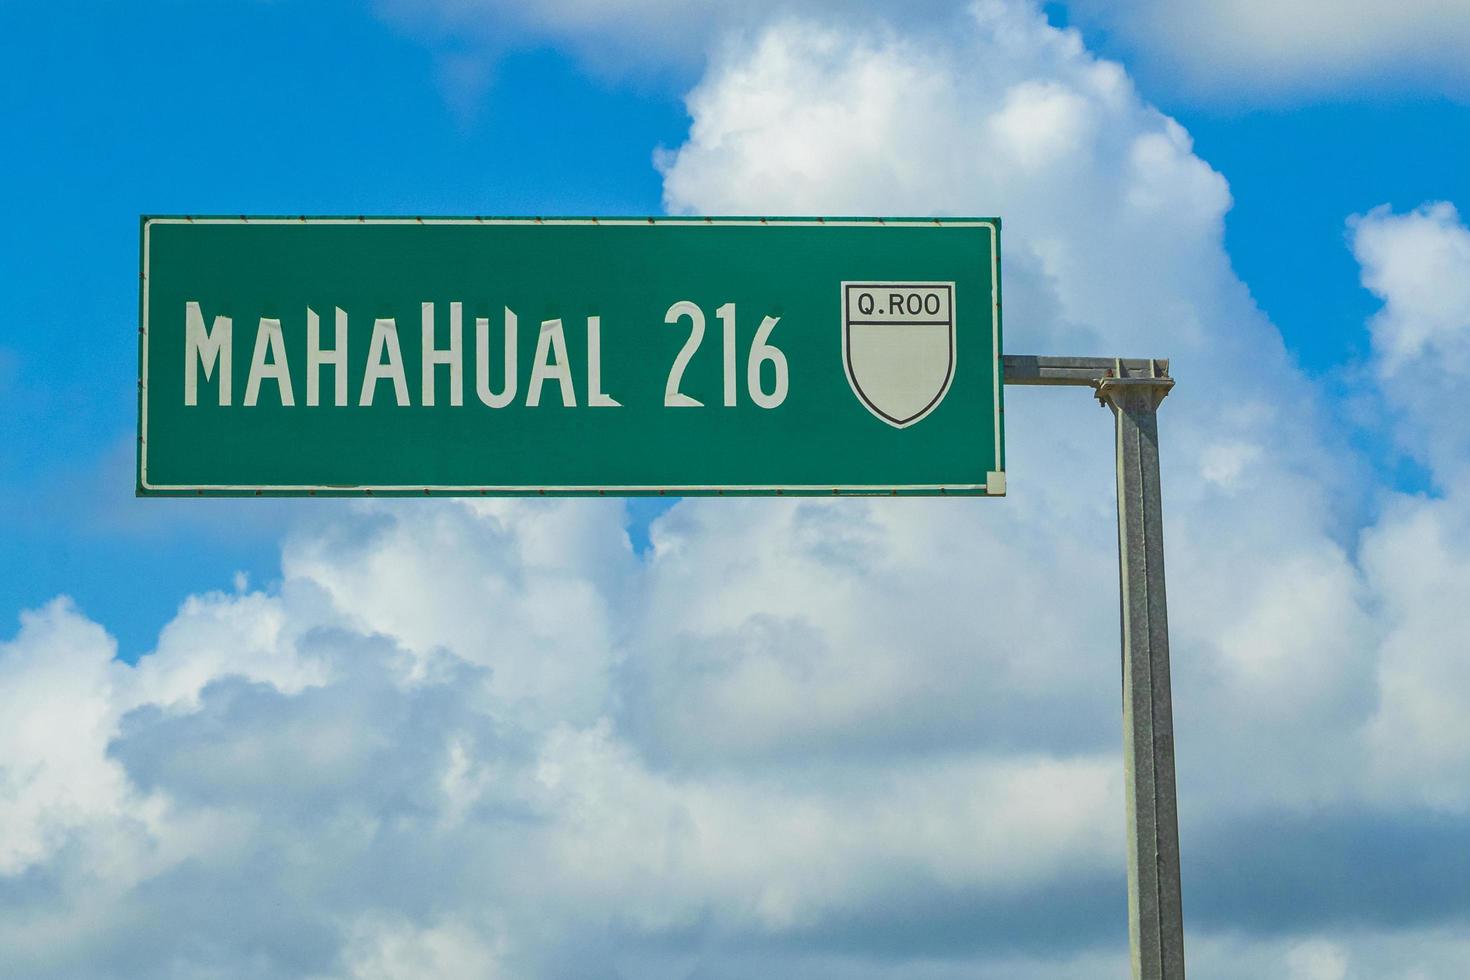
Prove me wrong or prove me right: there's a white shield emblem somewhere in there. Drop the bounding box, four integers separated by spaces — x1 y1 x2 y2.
842 282 956 428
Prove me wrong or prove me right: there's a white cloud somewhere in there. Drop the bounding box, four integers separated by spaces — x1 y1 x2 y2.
1351 203 1470 809
1356 203 1470 371
331 915 507 980
1190 927 1470 980
1362 493 1470 808
1066 0 1470 101
659 1 1382 815
1287 939 1349 980
6 2 1470 977
280 498 633 726
0 599 134 876
1353 202 1470 480
0 554 1127 978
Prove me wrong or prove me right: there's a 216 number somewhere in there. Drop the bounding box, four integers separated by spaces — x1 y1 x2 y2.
664 301 788 409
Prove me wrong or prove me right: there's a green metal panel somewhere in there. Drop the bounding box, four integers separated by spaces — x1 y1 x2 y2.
138 216 1003 496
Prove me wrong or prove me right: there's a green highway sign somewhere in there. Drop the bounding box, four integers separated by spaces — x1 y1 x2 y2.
138 216 1003 496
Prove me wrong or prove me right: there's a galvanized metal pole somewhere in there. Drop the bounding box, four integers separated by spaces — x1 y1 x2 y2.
1097 361 1184 980
1004 355 1185 979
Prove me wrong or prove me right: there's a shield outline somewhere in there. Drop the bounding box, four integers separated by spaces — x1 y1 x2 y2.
841 280 957 429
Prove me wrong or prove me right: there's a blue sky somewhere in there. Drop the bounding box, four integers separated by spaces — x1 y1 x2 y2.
3 2 1470 978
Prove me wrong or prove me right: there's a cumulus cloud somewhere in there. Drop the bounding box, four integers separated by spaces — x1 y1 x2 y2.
660 0 1380 814
5 2 1470 978
0 599 134 876
1354 202 1470 480
1350 203 1470 813
1066 0 1470 101
0 502 1132 979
